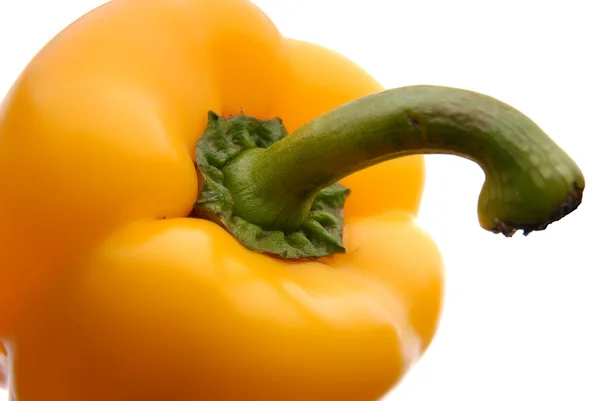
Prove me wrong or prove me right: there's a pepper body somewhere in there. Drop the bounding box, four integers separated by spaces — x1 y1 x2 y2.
0 0 438 400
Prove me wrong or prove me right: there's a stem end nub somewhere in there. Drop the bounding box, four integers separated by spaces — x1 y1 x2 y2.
489 182 584 238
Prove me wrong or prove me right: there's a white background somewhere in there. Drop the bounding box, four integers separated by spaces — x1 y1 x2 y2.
1 1 598 400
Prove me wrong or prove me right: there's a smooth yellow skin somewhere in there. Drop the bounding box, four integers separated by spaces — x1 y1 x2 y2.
0 0 442 400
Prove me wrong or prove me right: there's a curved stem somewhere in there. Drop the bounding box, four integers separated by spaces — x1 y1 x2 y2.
223 85 584 235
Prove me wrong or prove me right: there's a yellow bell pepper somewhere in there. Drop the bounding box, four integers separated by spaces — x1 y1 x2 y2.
0 0 584 400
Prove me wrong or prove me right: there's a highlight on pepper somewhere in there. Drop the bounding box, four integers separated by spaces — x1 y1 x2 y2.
0 0 584 400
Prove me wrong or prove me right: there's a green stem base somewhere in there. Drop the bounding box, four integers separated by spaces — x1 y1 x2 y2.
192 112 349 259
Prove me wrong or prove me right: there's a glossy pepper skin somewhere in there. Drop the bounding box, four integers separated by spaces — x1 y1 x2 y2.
0 0 437 400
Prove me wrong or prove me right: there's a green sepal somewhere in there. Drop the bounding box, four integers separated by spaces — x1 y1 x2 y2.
194 111 349 259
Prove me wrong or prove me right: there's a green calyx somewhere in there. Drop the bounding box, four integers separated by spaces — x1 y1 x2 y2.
194 85 585 259
192 111 349 259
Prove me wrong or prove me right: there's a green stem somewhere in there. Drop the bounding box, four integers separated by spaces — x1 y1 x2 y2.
222 85 584 236
194 85 585 258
